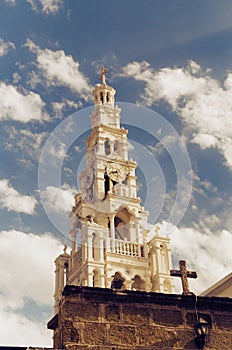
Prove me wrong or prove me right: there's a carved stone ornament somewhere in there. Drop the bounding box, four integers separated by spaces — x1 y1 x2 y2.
83 168 94 188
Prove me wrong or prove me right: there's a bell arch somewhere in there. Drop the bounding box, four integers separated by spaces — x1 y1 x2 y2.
104 138 110 155
114 207 135 240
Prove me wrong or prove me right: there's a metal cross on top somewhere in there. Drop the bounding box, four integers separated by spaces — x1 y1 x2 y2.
170 260 197 295
99 67 108 85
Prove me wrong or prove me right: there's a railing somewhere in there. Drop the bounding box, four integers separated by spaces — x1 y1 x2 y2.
112 239 144 257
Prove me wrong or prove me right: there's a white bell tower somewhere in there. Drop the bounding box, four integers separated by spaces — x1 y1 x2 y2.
53 68 174 313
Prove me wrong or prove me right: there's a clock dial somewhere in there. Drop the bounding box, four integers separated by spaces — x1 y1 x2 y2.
106 164 127 182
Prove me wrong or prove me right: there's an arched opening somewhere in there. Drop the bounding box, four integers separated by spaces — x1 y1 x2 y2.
114 216 125 240
131 275 145 291
114 207 134 240
111 272 125 290
104 139 110 155
104 171 110 197
106 92 110 102
100 92 104 104
114 140 120 154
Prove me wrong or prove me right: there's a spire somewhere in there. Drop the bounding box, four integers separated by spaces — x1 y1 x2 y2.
93 67 116 106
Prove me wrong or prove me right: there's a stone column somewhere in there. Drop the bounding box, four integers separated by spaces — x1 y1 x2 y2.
109 140 114 154
70 229 77 269
59 262 65 291
55 266 59 292
87 232 93 261
99 233 104 262
99 270 105 288
109 214 115 253
143 229 149 258
87 271 93 286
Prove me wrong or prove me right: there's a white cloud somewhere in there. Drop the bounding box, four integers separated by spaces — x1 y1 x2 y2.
157 222 232 294
4 0 16 5
0 229 63 346
120 60 232 169
27 0 63 14
41 184 76 213
0 179 38 214
0 38 15 57
5 126 49 166
0 308 52 346
0 82 48 122
52 99 82 118
25 39 92 98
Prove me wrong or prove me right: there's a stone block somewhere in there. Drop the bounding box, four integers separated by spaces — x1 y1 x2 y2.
215 314 232 329
136 325 169 346
108 325 136 345
83 323 107 345
105 304 121 322
122 305 149 324
206 330 232 349
152 308 183 326
64 301 99 321
63 320 80 344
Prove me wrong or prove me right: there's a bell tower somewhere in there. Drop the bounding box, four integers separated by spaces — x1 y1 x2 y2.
53 69 174 313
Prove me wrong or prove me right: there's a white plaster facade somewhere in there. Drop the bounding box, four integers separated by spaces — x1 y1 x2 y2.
54 71 174 313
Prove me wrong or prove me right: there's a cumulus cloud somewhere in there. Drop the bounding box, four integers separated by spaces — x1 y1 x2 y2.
25 39 92 99
0 82 48 122
52 99 82 118
0 308 52 346
120 60 232 169
5 126 49 167
27 0 63 14
0 179 38 214
41 184 76 213
0 38 15 57
0 229 63 345
157 222 232 294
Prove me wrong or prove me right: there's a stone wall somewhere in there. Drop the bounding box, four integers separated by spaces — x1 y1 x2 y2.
47 286 232 349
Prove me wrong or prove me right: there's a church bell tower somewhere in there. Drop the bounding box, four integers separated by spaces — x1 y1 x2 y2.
53 69 174 313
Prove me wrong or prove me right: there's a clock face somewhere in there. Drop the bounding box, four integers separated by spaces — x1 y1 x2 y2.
106 164 127 182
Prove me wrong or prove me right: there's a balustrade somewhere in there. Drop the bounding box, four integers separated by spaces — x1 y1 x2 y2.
112 239 144 257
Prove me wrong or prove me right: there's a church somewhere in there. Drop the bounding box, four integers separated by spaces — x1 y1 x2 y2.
47 70 232 349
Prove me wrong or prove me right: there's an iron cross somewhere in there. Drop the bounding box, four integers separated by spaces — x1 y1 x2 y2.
170 260 197 295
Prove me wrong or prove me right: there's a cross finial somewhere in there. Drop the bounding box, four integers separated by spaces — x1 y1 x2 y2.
170 260 197 295
155 225 160 235
99 67 108 85
63 244 67 254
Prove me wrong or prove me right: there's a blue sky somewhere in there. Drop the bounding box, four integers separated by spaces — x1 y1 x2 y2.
0 0 232 346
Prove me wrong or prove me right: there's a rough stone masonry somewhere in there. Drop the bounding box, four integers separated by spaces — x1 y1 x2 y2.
48 285 232 349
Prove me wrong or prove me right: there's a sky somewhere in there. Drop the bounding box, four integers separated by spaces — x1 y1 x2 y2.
0 0 232 346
